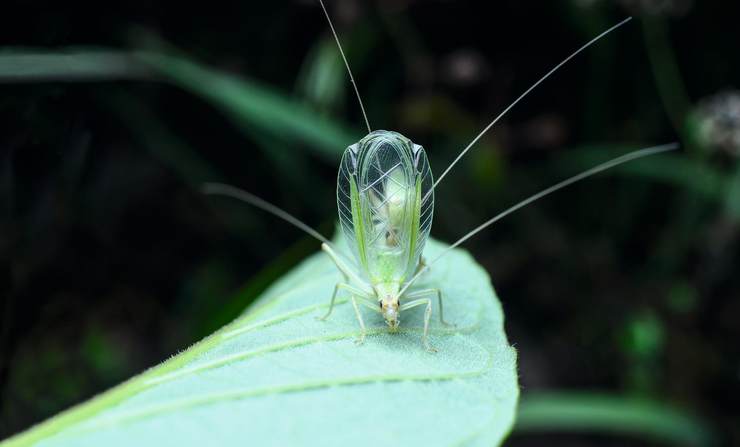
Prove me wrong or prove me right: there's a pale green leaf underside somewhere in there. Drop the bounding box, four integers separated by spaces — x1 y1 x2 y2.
4 240 519 447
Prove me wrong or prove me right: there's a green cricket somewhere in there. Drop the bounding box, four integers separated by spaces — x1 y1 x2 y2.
203 1 677 352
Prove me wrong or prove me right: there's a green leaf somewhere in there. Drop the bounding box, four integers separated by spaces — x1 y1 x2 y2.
2 239 519 446
516 392 716 447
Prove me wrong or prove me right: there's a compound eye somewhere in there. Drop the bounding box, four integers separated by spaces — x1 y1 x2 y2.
378 301 383 309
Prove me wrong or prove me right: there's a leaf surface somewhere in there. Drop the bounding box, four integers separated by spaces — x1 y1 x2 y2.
4 240 519 447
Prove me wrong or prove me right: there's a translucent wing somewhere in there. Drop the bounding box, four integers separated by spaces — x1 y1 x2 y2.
337 130 433 284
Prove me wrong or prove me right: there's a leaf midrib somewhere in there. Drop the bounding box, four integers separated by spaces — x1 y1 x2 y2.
68 342 493 435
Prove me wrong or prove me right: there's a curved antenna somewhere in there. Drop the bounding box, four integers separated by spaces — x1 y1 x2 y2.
401 142 679 296
203 182 333 246
318 0 372 134
425 16 633 203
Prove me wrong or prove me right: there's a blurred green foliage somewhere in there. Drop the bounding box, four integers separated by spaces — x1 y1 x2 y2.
516 392 715 446
1 0 738 445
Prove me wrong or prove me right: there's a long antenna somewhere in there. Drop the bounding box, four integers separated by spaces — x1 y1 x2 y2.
401 142 678 296
318 0 372 134
425 16 633 204
202 182 333 246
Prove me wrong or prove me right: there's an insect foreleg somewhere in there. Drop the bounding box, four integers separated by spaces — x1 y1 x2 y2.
404 288 454 327
351 294 382 346
400 298 436 352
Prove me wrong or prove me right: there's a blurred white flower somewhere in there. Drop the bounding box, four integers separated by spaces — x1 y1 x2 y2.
441 49 489 86
695 90 740 156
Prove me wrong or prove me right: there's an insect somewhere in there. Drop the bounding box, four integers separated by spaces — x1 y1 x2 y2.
204 1 677 352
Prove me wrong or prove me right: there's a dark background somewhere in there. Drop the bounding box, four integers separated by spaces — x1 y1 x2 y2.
1 0 738 445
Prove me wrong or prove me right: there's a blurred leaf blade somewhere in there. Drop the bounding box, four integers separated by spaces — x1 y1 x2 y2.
2 240 519 446
0 50 152 82
134 51 359 162
516 392 716 447
295 38 345 112
556 145 727 199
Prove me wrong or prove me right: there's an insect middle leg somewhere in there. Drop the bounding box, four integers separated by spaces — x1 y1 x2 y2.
316 281 378 345
351 294 381 345
318 282 370 321
404 288 454 327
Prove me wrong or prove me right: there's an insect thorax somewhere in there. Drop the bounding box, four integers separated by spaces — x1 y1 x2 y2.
337 130 434 284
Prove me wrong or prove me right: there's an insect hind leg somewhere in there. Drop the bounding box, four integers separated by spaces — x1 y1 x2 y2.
317 282 344 321
317 282 373 321
414 257 428 276
318 243 373 320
